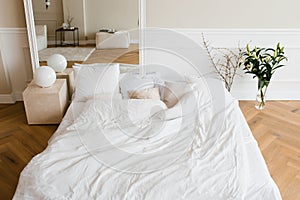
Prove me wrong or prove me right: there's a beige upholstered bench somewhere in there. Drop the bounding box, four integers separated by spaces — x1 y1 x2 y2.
96 31 130 49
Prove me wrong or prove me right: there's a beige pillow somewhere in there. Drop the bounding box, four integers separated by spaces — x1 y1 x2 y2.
163 81 193 108
128 87 160 100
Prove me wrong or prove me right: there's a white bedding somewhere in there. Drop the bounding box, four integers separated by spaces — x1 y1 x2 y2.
13 81 281 200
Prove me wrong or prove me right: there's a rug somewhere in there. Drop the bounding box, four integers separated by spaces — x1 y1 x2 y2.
39 47 95 62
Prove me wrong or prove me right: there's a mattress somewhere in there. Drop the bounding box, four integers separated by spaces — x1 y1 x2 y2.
13 87 282 199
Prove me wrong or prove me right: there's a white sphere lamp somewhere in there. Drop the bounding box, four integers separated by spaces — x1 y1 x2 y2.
34 66 56 88
47 54 67 72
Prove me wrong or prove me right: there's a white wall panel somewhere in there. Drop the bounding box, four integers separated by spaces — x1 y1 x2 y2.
0 28 31 103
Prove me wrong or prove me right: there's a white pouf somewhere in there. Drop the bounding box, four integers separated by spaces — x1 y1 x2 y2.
34 66 56 88
47 54 67 72
96 31 130 49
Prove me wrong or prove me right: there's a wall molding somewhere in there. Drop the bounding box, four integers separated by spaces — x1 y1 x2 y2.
0 27 27 34
172 28 300 48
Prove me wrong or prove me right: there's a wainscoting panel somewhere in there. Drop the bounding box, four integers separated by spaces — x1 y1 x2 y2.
0 28 31 103
0 50 12 94
145 28 300 100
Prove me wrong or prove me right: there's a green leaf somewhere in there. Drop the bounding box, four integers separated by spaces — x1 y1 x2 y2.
272 65 285 71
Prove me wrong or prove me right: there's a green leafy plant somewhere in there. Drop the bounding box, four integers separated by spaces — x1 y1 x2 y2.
240 43 287 109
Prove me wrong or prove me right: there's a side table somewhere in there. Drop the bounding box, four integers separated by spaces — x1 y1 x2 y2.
55 27 79 47
23 79 68 124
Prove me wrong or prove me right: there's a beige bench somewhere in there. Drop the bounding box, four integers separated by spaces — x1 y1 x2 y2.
96 31 130 49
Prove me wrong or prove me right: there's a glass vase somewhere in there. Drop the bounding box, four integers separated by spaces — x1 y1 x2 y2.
255 85 268 110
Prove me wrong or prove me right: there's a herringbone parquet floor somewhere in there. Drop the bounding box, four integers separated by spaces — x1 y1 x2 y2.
0 103 57 200
0 101 299 199
239 101 300 200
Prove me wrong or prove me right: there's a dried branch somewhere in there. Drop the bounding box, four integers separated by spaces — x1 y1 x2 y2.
202 33 243 92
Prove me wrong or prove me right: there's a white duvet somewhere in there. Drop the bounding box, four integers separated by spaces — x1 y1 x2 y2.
14 82 281 200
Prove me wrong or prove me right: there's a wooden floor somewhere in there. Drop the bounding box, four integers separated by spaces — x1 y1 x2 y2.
84 44 139 64
39 44 139 68
0 101 299 199
239 101 300 200
0 103 57 200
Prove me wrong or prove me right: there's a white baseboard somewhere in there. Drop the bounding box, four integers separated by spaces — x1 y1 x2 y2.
0 92 23 104
0 94 15 104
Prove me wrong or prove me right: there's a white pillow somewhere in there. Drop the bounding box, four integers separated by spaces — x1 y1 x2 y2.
73 63 109 78
119 72 163 99
163 81 193 108
73 63 120 102
73 63 139 77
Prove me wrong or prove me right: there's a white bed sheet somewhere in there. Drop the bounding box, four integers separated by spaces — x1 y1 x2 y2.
13 84 282 199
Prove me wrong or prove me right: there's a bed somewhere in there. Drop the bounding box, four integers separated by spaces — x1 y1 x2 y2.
13 62 282 199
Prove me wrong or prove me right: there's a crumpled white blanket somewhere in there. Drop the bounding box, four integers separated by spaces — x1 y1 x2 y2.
13 81 281 200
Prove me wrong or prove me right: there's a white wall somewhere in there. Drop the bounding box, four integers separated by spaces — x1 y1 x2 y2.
147 0 300 28
85 0 139 39
62 0 86 40
32 0 64 42
62 0 139 43
0 0 26 28
145 0 300 100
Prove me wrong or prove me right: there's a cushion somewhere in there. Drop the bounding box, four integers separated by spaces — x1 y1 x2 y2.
119 72 162 99
128 87 160 100
73 63 120 102
86 93 122 101
163 81 193 108
119 63 139 73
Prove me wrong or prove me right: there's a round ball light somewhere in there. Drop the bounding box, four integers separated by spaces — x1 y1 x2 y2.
34 66 56 88
47 54 67 72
